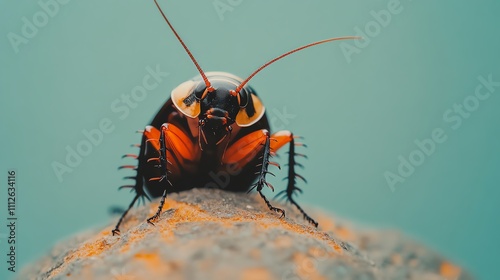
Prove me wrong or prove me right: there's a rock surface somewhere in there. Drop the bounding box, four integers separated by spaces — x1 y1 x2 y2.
20 189 471 280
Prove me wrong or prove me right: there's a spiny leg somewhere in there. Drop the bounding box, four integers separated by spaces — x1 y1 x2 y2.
148 189 167 225
113 133 151 236
112 194 140 236
147 124 172 225
253 130 285 218
276 134 318 227
142 122 198 224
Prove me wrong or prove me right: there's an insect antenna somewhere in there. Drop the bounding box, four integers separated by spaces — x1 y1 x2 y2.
153 0 214 92
231 36 361 96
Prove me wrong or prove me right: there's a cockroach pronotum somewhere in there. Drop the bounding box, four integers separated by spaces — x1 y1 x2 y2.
112 0 359 235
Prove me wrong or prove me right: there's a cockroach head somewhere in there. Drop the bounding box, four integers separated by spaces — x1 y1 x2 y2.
171 72 266 147
154 0 360 146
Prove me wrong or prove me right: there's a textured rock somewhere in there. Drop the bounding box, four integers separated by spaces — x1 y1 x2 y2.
20 189 472 280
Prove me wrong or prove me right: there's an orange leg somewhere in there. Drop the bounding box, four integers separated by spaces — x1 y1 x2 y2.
221 129 285 217
143 123 201 225
145 124 170 225
222 129 293 168
223 129 268 168
222 129 317 225
114 129 153 235
274 132 318 227
113 123 200 234
253 130 286 218
143 124 201 177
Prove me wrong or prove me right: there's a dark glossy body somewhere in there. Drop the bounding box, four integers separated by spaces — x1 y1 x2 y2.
112 0 348 234
138 72 269 197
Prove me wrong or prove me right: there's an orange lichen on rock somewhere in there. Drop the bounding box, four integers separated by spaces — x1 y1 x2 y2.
273 235 293 248
240 267 273 280
74 238 111 258
316 215 336 232
19 189 473 280
335 225 355 241
134 251 163 268
292 252 327 280
133 251 183 277
391 253 403 266
140 196 345 255
249 248 261 260
308 246 335 260
440 261 462 279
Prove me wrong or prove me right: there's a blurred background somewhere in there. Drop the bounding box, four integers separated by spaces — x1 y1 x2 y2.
1 0 499 279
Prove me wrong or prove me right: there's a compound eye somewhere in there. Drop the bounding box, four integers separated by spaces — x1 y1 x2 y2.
238 89 249 108
235 93 265 127
171 80 200 118
193 82 209 100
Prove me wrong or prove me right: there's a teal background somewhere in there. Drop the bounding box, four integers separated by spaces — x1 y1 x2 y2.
1 0 499 279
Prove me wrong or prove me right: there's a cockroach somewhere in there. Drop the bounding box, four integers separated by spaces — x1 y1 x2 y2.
112 0 358 235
